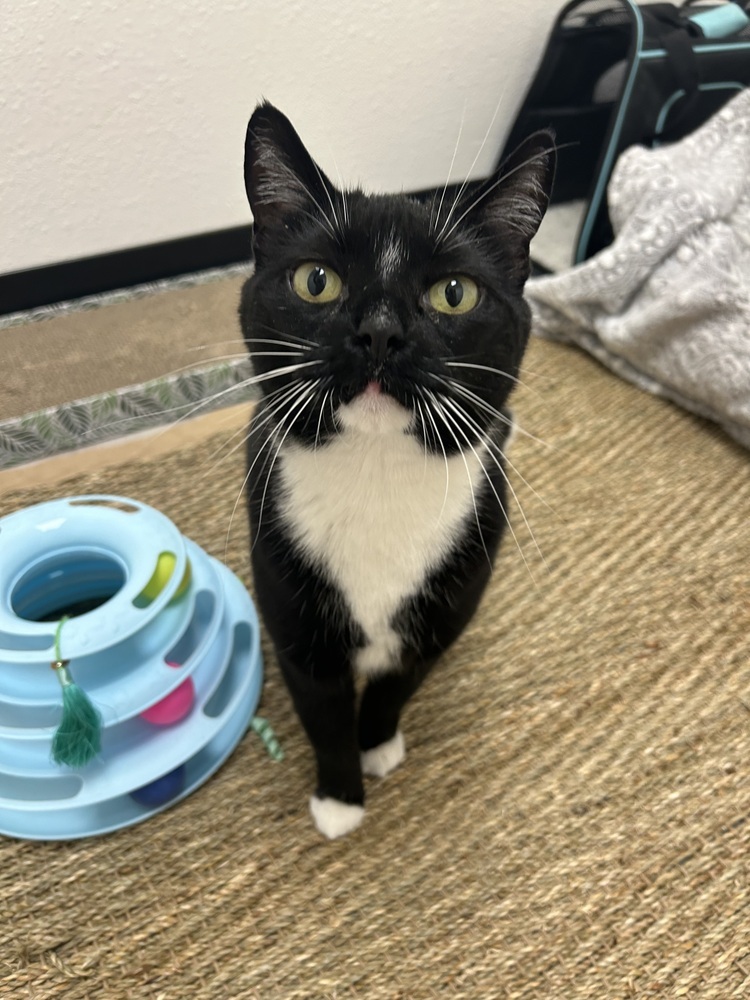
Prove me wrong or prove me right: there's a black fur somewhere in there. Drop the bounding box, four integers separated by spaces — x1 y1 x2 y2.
239 102 555 830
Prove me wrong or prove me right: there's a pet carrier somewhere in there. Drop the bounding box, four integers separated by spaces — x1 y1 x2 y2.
500 0 750 270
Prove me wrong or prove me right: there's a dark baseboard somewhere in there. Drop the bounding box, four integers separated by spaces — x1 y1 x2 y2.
0 226 254 316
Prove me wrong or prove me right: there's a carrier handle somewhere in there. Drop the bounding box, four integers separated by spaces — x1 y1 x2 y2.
649 7 700 94
647 5 721 143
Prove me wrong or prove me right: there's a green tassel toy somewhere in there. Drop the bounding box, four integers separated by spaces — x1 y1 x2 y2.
50 616 102 768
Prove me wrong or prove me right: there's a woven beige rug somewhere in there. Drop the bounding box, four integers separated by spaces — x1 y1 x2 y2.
1 336 749 999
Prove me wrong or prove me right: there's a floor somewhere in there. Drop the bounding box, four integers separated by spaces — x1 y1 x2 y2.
0 404 252 493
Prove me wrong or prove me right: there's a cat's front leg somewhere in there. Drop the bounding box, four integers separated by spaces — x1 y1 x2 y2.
279 654 365 839
358 659 435 778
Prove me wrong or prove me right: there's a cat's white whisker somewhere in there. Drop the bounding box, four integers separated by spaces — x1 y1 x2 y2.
326 147 350 228
216 380 308 462
248 327 316 349
481 436 559 522
247 360 322 384
435 84 509 245
471 423 561 522
255 383 320 544
430 373 511 426
129 353 249 383
203 429 253 476
430 391 537 585
427 393 492 571
145 358 321 437
249 380 317 449
414 398 429 478
432 372 558 519
299 203 339 241
314 387 332 456
440 394 548 578
418 390 451 523
447 354 553 383
186 341 248 353
435 375 553 450
439 148 553 246
204 425 254 473
225 450 269 564
256 147 338 240
445 361 541 397
149 360 319 443
207 380 310 475
224 380 317 560
115 370 263 447
249 351 306 359
309 155 344 239
431 97 467 236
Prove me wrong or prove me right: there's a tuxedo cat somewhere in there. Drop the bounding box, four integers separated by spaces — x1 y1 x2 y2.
239 102 555 838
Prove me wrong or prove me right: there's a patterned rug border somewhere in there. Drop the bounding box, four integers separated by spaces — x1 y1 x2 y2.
0 360 256 469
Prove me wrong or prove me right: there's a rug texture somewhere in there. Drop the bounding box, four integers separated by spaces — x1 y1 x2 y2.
1 336 749 999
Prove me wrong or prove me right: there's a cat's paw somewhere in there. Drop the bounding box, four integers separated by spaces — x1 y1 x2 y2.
309 796 365 839
361 730 405 778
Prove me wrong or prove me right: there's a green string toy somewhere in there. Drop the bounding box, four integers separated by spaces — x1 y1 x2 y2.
251 716 284 761
50 616 102 768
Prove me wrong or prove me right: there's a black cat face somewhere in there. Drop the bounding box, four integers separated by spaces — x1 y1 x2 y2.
239 102 555 452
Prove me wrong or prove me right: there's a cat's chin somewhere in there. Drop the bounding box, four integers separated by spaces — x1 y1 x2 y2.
337 384 412 436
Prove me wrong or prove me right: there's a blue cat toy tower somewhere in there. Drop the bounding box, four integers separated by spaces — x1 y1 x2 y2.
0 495 264 840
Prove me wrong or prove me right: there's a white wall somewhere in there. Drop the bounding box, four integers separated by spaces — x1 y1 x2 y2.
1 0 562 275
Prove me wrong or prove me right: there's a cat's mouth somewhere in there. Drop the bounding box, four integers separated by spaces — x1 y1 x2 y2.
339 373 413 409
337 375 414 434
348 378 405 411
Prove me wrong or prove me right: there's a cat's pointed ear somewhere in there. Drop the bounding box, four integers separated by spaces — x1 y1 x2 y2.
469 130 556 285
244 102 335 236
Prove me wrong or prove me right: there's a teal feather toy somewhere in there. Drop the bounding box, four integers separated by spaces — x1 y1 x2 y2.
50 616 102 768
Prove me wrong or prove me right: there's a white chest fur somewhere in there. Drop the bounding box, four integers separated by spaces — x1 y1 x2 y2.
278 394 485 675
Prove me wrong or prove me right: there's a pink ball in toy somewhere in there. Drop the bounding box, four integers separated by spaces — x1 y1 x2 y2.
140 661 194 725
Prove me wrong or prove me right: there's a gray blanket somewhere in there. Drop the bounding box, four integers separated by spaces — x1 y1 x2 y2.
527 88 750 450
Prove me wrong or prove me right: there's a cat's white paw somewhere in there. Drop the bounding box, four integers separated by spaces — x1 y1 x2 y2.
309 796 365 839
361 730 405 778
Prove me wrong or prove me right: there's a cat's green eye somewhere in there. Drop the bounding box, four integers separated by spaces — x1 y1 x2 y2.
427 276 479 315
292 263 343 304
